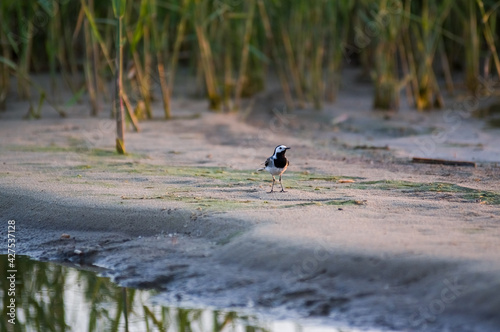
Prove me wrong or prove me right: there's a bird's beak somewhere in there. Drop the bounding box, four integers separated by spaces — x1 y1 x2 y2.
285 147 291 150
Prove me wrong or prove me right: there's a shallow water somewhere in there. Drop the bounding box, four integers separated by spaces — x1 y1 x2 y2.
0 255 363 332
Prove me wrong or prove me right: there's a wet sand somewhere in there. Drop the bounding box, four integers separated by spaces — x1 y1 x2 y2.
1 83 500 331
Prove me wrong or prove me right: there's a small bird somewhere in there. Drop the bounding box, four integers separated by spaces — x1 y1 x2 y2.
257 145 290 193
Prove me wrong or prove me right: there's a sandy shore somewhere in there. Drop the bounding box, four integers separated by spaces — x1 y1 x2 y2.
1 94 500 331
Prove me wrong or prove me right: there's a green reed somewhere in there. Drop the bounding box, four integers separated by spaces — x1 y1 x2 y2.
0 0 499 118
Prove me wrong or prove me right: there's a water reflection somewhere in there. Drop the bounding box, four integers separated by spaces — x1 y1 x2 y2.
0 256 265 332
0 256 351 332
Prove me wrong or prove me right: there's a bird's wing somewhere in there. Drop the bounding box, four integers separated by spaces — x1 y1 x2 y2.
257 157 272 171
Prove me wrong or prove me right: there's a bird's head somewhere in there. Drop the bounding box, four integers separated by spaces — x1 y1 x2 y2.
274 145 290 155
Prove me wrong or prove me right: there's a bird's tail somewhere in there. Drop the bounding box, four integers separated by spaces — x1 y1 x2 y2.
256 167 265 172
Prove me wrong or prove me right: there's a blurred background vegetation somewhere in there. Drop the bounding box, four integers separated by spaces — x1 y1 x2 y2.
0 0 499 119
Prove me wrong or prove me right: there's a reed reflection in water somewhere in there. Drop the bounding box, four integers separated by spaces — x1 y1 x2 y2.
0 255 272 332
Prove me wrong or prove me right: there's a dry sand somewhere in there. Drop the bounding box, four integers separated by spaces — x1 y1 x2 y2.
1 81 500 331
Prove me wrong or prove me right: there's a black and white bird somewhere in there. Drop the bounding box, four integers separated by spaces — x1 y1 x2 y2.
257 145 290 193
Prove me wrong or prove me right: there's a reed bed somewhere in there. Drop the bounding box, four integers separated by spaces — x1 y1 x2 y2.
1 0 499 116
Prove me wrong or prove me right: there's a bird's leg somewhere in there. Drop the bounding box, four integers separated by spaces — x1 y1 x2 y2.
269 176 276 193
279 174 286 192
